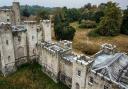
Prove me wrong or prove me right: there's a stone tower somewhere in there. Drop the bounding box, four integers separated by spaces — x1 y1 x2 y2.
24 21 38 60
0 23 16 75
41 20 52 42
12 1 21 25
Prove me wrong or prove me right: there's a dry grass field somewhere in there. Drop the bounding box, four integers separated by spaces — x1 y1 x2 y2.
70 22 128 55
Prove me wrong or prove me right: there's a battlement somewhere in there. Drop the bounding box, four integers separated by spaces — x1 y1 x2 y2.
76 55 92 65
101 43 116 54
41 41 71 55
57 40 72 49
0 22 11 29
24 21 37 24
41 20 51 24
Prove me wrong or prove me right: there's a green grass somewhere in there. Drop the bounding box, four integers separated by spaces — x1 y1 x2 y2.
0 63 69 89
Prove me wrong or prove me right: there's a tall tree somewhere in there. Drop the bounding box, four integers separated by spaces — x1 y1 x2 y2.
22 5 30 17
54 13 76 40
96 2 122 36
121 6 128 35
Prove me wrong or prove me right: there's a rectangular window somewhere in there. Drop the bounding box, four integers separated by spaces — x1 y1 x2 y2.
8 56 10 62
6 40 8 45
78 70 81 76
32 36 34 40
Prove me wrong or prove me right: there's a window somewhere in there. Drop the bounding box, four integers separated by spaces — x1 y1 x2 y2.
8 56 10 61
32 36 34 40
78 70 81 76
7 19 10 22
76 83 80 89
89 77 94 83
18 36 21 42
104 85 108 89
6 40 8 45
33 49 36 54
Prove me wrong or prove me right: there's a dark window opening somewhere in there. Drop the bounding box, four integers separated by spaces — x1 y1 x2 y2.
6 40 8 45
89 77 94 83
32 36 34 40
8 56 11 61
104 85 108 89
78 70 81 76
7 19 10 22
76 83 80 89
18 36 21 42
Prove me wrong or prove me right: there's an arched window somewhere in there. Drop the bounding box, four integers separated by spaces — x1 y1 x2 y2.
8 56 11 62
76 83 80 89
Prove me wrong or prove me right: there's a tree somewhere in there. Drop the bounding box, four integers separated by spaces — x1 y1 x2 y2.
22 5 30 17
36 10 50 21
121 6 128 35
94 11 104 23
54 13 76 40
96 2 122 36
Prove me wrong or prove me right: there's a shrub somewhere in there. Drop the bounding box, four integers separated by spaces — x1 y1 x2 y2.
79 20 96 28
88 29 100 37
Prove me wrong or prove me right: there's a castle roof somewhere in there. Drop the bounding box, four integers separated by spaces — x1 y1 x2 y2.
61 53 77 62
92 52 128 88
12 25 27 32
42 41 71 54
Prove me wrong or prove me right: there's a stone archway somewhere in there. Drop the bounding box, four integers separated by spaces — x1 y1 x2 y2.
76 83 80 89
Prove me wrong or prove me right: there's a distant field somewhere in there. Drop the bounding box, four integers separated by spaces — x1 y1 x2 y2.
0 63 69 89
70 22 128 55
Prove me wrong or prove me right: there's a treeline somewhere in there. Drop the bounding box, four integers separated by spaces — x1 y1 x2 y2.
20 2 128 40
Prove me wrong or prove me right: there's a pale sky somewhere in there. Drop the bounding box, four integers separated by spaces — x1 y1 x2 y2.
0 0 128 9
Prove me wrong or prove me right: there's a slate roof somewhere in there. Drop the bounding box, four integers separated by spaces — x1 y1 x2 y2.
12 25 27 32
92 52 128 88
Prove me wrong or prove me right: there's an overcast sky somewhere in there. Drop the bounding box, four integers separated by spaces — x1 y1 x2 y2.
0 0 128 9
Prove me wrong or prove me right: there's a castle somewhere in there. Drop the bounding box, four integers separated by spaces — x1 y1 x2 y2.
0 1 128 89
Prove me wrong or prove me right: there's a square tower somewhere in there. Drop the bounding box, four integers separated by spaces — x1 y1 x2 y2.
0 23 16 75
40 20 52 42
12 1 21 25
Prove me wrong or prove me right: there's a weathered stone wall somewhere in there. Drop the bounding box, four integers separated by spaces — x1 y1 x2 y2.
72 60 88 89
41 20 51 42
0 24 16 75
0 10 14 24
13 31 27 66
59 58 73 88
85 70 119 89
24 21 38 60
40 47 59 82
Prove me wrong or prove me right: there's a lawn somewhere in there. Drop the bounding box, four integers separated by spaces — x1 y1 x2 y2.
0 63 69 89
70 22 128 55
